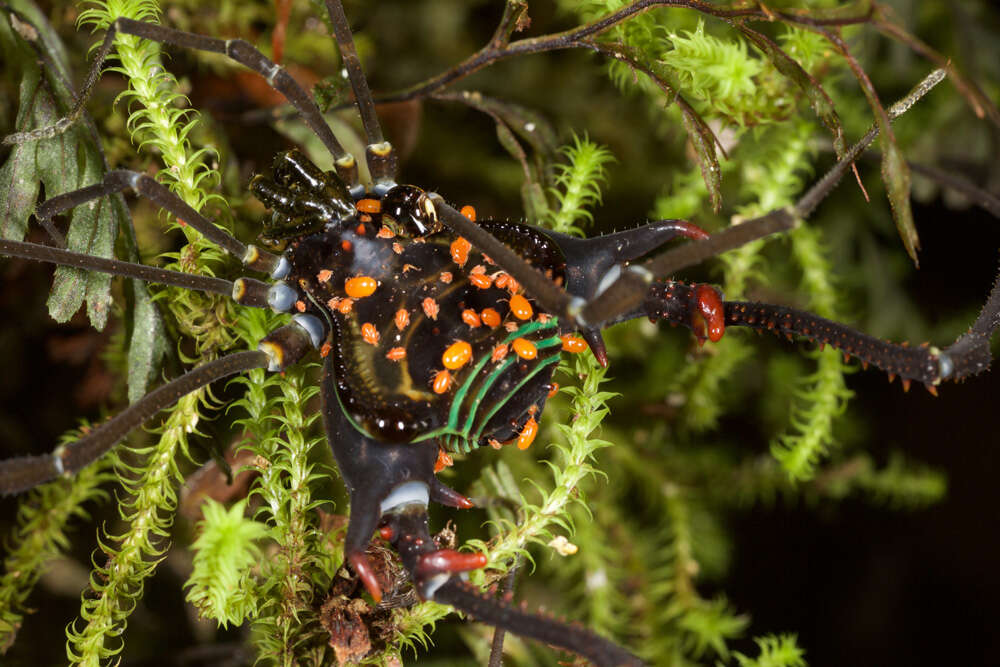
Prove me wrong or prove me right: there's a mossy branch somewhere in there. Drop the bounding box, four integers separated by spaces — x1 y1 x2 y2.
0 454 111 654
67 391 199 666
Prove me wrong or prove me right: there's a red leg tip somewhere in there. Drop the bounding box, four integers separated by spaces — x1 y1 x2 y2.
674 220 711 242
348 552 383 603
431 481 476 509
581 329 609 368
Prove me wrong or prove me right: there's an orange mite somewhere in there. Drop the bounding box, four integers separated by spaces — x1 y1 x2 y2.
317 269 333 283
461 309 481 328
442 341 472 370
377 225 395 238
320 342 332 358
356 198 381 214
345 276 377 298
481 308 501 328
497 273 519 291
512 337 537 360
394 308 410 330
516 417 538 450
295 300 306 313
460 204 476 221
491 344 508 362
509 294 533 320
547 382 560 398
386 347 406 361
450 237 472 266
439 271 453 284
434 448 454 473
336 298 354 314
469 273 492 289
432 369 451 394
361 323 379 345
422 297 440 320
560 334 587 353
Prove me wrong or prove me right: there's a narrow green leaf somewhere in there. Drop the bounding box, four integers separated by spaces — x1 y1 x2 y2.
881 139 919 265
737 24 846 158
125 252 168 403
521 180 549 224
458 92 559 159
0 14 44 241
678 103 722 212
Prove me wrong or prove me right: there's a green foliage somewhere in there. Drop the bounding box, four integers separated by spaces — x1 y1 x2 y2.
0 453 110 653
634 486 748 663
185 498 268 628
67 393 198 666
733 634 807 667
474 354 616 570
0 0 117 328
823 453 948 509
0 0 165 401
660 20 767 127
78 0 222 212
769 226 854 482
231 309 335 665
545 134 616 236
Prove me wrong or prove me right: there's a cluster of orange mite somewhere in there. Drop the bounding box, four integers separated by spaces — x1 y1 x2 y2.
328 200 592 456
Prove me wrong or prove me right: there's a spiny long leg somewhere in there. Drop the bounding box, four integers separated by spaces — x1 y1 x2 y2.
3 17 361 189
324 0 399 189
640 280 999 390
581 68 947 326
0 315 320 496
34 169 284 275
0 350 269 495
0 237 272 308
434 580 644 667
723 302 989 388
431 70 948 335
429 176 794 347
